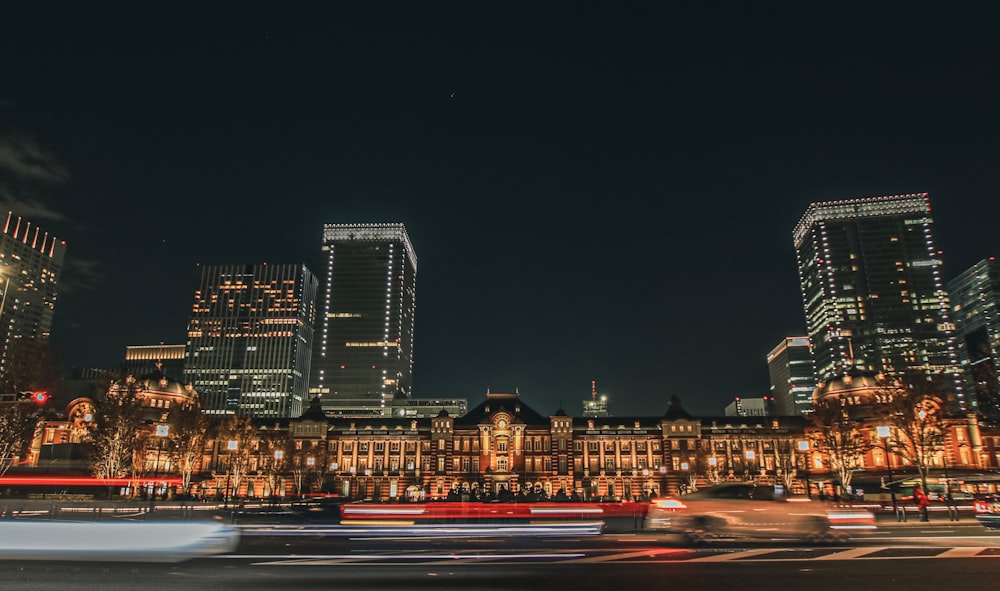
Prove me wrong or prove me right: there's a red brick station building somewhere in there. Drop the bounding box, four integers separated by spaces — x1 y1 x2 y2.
14 369 1000 502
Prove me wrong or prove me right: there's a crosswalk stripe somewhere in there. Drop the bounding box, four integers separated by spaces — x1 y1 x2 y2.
690 549 780 562
561 548 689 563
935 547 987 558
811 547 887 560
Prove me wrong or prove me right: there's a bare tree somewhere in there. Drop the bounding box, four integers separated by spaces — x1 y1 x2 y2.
256 430 291 499
0 397 42 475
215 414 256 500
774 440 799 493
809 397 871 497
286 439 322 497
83 377 145 493
168 398 208 497
875 379 947 493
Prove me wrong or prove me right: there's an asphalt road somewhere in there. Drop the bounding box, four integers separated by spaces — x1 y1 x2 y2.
3 539 1000 591
2 517 1000 591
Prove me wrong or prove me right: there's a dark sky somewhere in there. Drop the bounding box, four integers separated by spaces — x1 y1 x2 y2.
1 3 998 417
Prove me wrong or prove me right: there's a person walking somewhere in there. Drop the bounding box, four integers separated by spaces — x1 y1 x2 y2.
913 485 930 522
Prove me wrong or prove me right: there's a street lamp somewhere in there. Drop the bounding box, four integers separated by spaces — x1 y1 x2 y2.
876 425 899 520
152 424 169 478
797 440 810 497
745 450 756 481
224 440 237 509
273 450 284 499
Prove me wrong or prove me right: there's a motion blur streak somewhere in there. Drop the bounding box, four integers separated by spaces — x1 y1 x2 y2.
0 521 241 562
240 522 606 537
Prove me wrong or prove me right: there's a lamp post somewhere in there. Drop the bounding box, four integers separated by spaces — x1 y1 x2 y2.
877 426 899 520
153 424 169 478
273 450 284 501
797 440 810 497
224 440 237 509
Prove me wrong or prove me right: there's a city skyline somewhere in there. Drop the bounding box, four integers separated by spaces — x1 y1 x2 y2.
1 4 998 417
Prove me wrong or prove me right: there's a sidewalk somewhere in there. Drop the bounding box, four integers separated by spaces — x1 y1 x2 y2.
873 505 973 526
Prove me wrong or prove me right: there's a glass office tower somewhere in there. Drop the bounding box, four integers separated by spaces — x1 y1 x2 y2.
0 211 65 392
184 263 318 417
793 193 969 410
310 223 416 417
766 336 816 416
948 257 1000 415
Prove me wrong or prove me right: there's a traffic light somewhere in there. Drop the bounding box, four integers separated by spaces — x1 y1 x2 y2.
21 391 49 404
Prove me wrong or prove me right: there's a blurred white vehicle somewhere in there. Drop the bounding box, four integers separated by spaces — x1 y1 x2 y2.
0 520 241 562
645 482 875 544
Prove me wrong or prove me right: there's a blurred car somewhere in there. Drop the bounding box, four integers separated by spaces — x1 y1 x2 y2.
645 482 875 544
973 495 1000 530
0 520 241 562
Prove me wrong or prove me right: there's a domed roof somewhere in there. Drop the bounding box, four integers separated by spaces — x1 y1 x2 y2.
135 369 197 399
812 367 890 407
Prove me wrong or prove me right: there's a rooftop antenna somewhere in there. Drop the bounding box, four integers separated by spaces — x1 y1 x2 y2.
591 380 597 401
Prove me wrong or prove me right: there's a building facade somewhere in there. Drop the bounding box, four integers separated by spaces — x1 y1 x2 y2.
948 257 1000 416
19 386 1000 502
0 211 65 392
124 343 186 378
184 263 318 417
767 336 817 415
310 223 417 418
793 193 968 410
724 396 772 417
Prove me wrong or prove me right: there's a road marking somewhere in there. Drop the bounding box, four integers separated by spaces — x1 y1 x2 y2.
936 547 988 558
561 548 690 563
689 549 779 562
811 547 886 560
227 546 1000 566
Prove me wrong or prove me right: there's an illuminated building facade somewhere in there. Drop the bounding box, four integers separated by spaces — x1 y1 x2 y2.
0 211 65 392
948 257 1000 416
793 194 968 410
723 396 771 417
124 343 186 378
184 263 318 417
767 336 816 415
17 388 1000 501
582 380 609 417
310 223 417 418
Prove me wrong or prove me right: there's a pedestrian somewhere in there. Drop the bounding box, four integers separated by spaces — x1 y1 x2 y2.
913 485 930 522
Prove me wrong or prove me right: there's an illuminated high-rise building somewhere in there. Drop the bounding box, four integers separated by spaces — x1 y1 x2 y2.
310 223 416 417
124 343 186 378
0 211 66 391
766 336 816 415
582 380 609 417
947 257 1000 415
184 263 318 417
793 193 969 410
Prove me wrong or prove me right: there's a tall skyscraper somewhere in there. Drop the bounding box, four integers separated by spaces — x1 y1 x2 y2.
792 193 969 410
0 211 66 391
184 263 318 417
766 336 816 415
310 223 417 417
947 257 1000 415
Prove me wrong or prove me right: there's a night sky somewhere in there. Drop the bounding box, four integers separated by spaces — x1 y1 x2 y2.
1 3 997 417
